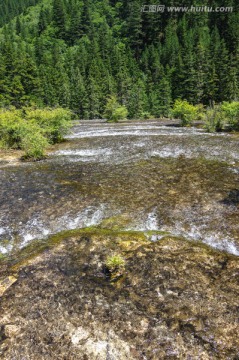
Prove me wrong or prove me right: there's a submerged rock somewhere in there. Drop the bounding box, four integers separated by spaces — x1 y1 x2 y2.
0 275 18 297
0 230 238 359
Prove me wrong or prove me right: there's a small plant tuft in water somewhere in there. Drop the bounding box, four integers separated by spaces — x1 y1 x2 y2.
105 254 125 275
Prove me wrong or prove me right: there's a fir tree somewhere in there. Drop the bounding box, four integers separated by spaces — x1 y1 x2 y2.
52 0 66 39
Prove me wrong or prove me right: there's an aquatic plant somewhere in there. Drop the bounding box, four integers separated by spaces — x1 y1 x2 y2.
105 254 125 274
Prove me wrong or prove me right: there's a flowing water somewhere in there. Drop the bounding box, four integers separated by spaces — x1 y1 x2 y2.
0 120 239 256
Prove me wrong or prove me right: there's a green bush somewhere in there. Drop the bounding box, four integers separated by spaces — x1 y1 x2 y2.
221 101 239 130
203 102 239 132
171 100 200 126
21 124 49 160
140 111 152 119
0 108 24 148
104 96 128 122
203 106 225 132
24 107 72 143
0 107 72 160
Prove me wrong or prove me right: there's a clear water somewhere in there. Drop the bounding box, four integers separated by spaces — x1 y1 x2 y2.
0 120 238 255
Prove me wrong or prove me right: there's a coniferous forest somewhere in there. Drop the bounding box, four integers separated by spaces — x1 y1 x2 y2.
0 0 238 120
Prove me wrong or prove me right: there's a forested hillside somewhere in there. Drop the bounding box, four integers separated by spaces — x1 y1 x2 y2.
0 0 41 27
0 0 238 118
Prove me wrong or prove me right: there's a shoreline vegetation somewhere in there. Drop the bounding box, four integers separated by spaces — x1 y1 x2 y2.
104 97 239 132
0 107 72 161
0 0 238 162
1 99 238 162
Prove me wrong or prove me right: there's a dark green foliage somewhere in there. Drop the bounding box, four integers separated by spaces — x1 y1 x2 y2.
38 6 48 35
0 0 40 27
0 0 238 118
52 0 66 39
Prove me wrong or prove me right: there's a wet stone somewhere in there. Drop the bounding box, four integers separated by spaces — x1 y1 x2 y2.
0 276 18 297
0 231 238 359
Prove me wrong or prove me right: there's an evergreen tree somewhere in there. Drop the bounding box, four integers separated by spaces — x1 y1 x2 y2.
125 1 143 58
52 0 66 39
127 79 147 118
38 7 48 35
157 70 172 117
79 0 91 37
15 16 22 35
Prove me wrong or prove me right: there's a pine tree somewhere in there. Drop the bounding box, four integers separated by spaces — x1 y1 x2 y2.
87 76 100 119
10 75 25 107
125 1 143 58
0 57 10 106
69 67 88 117
157 69 172 117
79 0 91 37
127 79 147 118
38 7 48 35
52 0 66 39
15 16 22 35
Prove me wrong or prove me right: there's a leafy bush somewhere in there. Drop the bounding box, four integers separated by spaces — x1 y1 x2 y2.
171 100 200 126
140 111 152 119
104 96 128 122
24 107 72 143
21 124 49 160
203 106 225 132
221 101 239 130
203 102 239 132
0 107 72 160
0 108 24 148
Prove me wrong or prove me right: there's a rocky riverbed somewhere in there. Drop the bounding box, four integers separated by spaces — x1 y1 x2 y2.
0 228 239 359
0 120 239 359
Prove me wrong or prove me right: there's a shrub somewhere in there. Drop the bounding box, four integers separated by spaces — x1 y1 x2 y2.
0 108 24 148
221 101 239 130
203 106 225 132
24 107 72 143
0 107 72 160
21 124 49 160
140 111 152 119
171 100 200 126
104 96 128 122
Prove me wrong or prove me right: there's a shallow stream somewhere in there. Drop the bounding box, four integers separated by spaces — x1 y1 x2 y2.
0 120 239 256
